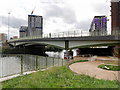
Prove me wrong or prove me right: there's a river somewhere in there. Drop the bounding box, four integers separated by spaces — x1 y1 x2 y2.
45 49 77 59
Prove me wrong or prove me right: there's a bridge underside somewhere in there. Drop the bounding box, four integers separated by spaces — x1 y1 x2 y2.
9 40 120 50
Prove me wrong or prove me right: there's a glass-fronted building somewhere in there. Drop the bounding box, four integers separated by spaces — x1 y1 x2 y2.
89 16 107 36
28 15 43 37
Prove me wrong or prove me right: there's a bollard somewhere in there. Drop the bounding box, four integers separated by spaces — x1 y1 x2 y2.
21 56 23 74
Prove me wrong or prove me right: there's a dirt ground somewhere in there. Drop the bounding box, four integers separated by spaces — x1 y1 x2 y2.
69 56 120 81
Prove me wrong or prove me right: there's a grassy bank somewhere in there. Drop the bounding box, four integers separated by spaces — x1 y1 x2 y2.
98 64 120 71
69 60 88 65
2 65 119 88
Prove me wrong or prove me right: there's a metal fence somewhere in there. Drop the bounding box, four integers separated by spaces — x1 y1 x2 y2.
0 54 66 78
8 30 116 42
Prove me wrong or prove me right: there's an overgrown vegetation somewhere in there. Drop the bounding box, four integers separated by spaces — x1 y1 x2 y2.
98 64 120 71
2 65 119 88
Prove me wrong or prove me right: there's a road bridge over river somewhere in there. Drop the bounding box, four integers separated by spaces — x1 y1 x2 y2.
8 31 120 50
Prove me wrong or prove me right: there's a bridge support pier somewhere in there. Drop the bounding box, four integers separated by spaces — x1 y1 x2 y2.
13 42 16 48
64 40 73 60
113 46 120 58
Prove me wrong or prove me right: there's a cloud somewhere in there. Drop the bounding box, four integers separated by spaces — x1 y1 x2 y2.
0 0 111 37
0 26 19 38
75 19 92 31
92 2 110 16
0 16 27 29
44 5 77 24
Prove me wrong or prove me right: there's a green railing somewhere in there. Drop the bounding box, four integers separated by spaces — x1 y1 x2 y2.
0 54 66 78
8 30 91 42
2 30 120 42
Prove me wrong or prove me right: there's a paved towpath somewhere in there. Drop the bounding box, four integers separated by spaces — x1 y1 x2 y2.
69 60 119 81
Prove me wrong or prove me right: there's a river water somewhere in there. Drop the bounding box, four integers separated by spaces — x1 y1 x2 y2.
46 49 77 59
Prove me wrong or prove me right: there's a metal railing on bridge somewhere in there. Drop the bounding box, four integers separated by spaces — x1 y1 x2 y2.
9 30 90 42
8 30 120 42
0 54 66 78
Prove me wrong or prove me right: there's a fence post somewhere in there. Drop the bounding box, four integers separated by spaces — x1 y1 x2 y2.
58 58 59 66
36 56 38 71
21 55 23 74
53 58 54 66
62 59 63 66
1 56 3 78
46 57 47 69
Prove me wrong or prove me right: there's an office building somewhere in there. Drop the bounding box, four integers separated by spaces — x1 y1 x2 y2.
28 15 43 37
89 16 107 36
19 26 28 38
0 33 7 41
111 0 120 35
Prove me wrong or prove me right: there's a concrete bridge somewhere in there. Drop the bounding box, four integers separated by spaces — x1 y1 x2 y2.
8 35 120 50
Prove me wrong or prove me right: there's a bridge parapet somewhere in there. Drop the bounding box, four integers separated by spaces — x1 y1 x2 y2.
7 30 120 50
8 30 118 42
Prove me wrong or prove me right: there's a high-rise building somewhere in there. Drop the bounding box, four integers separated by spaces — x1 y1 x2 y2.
111 0 120 35
0 33 7 41
89 16 107 36
28 15 43 37
19 26 28 38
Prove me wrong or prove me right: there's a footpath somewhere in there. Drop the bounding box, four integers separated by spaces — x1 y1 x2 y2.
69 56 119 81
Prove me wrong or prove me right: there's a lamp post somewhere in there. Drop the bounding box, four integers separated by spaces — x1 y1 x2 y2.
8 12 10 40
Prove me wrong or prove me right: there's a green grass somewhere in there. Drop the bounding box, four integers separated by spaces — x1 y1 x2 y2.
69 60 88 65
98 64 120 71
2 65 119 88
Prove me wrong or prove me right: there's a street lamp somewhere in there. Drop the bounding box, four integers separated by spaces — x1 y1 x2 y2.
8 12 11 40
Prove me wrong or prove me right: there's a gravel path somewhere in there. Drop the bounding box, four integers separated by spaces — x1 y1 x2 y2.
69 60 119 81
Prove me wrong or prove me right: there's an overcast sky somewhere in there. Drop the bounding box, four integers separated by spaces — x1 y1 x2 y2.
0 0 111 38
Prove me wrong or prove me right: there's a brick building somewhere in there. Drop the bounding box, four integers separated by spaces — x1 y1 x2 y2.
111 0 120 35
0 33 7 41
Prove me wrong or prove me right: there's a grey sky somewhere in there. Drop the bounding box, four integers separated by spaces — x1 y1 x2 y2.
45 5 77 24
0 0 111 37
0 16 27 29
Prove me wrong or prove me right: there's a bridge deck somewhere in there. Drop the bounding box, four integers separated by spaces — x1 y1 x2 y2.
8 35 120 43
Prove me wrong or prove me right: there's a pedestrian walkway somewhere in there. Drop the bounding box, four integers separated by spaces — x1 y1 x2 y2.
69 60 119 81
